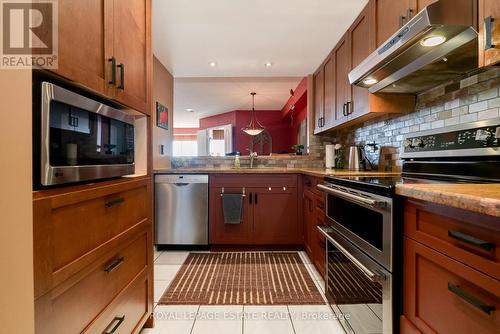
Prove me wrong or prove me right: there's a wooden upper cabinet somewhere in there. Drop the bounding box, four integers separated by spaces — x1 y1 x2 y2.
53 0 109 95
374 0 412 47
49 0 150 115
333 33 350 125
322 55 335 129
313 68 324 133
111 0 150 114
479 0 500 67
349 4 375 119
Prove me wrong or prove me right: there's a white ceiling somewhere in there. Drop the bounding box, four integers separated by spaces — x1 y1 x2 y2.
174 77 302 128
153 0 368 77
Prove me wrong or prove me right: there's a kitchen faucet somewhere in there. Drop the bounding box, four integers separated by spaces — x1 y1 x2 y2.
246 149 258 168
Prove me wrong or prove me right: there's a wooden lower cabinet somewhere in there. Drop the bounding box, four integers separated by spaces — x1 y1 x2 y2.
403 238 499 334
33 177 153 334
209 174 300 245
302 175 326 276
402 199 500 334
253 186 299 244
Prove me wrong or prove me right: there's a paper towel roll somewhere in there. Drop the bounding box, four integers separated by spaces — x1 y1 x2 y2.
325 144 335 168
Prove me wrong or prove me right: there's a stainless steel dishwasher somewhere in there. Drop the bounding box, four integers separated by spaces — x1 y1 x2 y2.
155 174 209 245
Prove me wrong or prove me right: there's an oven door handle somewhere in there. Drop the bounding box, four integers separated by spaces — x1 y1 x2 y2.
317 184 387 208
317 226 386 283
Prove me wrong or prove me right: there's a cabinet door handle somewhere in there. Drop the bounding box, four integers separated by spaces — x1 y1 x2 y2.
255 193 258 205
448 283 495 315
399 15 406 28
117 63 125 89
105 197 125 208
406 8 413 21
484 16 495 50
103 315 126 334
346 101 352 115
108 57 117 85
448 230 495 251
104 256 124 273
249 192 252 204
342 103 347 116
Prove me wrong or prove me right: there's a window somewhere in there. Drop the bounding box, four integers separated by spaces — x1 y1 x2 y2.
173 140 197 156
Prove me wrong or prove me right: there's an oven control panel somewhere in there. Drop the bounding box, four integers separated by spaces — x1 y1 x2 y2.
402 120 500 156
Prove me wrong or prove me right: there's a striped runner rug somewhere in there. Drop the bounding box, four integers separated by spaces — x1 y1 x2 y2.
158 252 325 305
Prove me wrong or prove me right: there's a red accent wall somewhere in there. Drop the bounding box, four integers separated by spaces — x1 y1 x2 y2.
199 110 292 154
281 77 308 147
173 127 199 141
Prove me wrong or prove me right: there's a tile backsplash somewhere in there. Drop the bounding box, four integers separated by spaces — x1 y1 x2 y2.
331 67 500 171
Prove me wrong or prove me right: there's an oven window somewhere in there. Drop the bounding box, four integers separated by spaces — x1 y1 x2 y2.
327 194 383 250
49 100 134 166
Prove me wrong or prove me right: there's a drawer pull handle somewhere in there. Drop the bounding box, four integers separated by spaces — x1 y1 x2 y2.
448 230 495 251
448 283 496 315
103 315 125 334
104 257 124 273
105 197 125 208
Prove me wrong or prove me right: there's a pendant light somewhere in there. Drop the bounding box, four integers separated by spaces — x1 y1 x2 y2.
242 92 265 136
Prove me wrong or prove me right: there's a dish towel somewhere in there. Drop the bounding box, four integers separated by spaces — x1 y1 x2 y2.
222 194 244 224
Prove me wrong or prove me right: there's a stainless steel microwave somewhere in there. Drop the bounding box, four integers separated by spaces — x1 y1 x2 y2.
33 81 135 187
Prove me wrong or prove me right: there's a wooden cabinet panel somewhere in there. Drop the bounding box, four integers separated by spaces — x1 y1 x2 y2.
33 177 150 298
52 0 109 95
253 187 299 244
374 0 411 47
479 0 500 67
112 0 150 113
86 270 150 334
313 68 324 132
302 175 326 276
210 174 298 188
323 56 335 129
209 186 253 244
410 0 437 14
334 33 350 124
403 237 499 334
400 315 421 334
404 199 500 280
349 4 375 120
209 174 300 245
303 190 315 257
35 231 148 334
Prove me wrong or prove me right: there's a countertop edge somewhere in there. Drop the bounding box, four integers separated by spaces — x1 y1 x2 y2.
396 184 500 218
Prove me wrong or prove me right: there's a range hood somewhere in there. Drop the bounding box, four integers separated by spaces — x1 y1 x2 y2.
348 0 478 94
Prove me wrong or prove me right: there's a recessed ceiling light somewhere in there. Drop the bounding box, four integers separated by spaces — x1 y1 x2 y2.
186 108 195 112
208 61 217 67
264 62 273 68
363 78 378 85
420 35 446 47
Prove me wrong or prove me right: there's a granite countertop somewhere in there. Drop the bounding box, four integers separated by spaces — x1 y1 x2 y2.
153 167 401 178
153 168 500 217
396 183 500 218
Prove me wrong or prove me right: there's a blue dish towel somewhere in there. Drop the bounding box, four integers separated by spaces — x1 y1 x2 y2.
222 194 244 224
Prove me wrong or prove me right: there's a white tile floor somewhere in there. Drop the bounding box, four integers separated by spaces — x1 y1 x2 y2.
141 250 345 334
